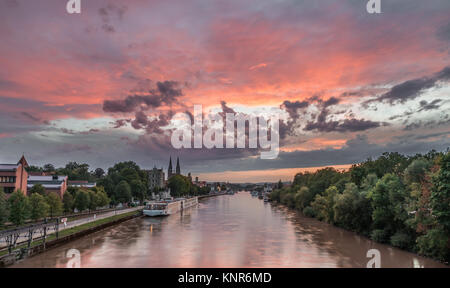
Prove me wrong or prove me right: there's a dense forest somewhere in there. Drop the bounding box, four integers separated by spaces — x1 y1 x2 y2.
270 150 450 263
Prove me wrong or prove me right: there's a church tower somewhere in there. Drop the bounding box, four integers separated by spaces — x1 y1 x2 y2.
176 157 181 175
168 156 173 179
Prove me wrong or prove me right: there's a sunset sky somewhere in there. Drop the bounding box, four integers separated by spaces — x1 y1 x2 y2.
0 0 449 182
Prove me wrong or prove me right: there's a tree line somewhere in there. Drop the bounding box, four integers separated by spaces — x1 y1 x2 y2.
0 185 110 227
270 150 450 262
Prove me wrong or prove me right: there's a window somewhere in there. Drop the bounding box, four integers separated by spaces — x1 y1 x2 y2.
4 187 14 194
0 176 16 183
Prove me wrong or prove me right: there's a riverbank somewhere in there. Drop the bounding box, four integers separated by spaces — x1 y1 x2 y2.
0 210 142 267
270 200 449 266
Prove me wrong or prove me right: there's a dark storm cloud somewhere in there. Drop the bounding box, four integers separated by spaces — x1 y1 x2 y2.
103 81 183 113
404 116 450 131
418 99 442 111
365 66 450 105
323 97 340 107
303 106 383 133
281 100 309 119
60 128 101 135
98 3 128 33
111 119 131 128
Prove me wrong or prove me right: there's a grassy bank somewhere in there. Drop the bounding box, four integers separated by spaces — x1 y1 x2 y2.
0 210 140 258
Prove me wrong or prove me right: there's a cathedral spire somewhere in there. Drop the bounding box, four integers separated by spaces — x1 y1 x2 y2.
168 156 173 179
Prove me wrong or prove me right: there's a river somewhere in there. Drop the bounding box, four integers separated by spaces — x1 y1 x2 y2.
12 193 448 268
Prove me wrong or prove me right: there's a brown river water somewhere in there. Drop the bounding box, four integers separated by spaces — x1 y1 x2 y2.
12 193 448 268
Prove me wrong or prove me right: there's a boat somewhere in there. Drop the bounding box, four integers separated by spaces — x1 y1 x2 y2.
251 190 258 197
143 197 198 217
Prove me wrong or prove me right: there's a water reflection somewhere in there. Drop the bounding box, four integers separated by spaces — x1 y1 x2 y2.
12 193 447 268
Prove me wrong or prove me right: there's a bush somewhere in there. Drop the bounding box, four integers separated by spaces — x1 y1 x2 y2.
371 229 388 243
303 206 315 218
390 232 412 249
416 228 450 262
281 193 295 208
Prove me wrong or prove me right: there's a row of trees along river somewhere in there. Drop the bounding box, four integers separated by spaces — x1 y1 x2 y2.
270 150 450 263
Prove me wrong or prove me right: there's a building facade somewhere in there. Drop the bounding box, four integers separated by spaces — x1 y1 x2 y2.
27 175 68 198
148 167 165 190
0 156 28 195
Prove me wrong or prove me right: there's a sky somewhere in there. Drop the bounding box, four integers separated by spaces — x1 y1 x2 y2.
0 0 449 182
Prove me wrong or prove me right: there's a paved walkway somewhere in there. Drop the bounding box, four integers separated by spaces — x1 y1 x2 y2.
0 207 143 249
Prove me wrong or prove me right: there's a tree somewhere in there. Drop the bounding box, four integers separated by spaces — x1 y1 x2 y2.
8 190 30 226
63 192 74 213
45 193 63 217
0 187 9 227
43 163 55 173
277 180 283 189
95 189 110 208
130 179 146 202
311 186 338 223
29 184 46 196
404 158 431 184
29 193 49 221
431 152 450 233
369 174 407 242
74 190 90 212
167 175 190 197
294 186 314 211
114 181 132 203
334 183 372 234
93 168 105 179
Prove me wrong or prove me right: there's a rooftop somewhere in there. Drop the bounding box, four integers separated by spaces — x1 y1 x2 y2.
0 164 19 171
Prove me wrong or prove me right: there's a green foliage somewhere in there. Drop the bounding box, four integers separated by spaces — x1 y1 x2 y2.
130 179 146 202
0 187 9 226
431 152 450 233
277 180 283 189
270 150 449 262
74 190 90 212
281 192 295 208
8 190 30 226
45 193 63 217
416 228 449 262
29 184 46 196
404 158 431 184
87 188 110 210
334 183 372 234
370 229 388 243
97 161 148 203
29 193 49 220
369 174 407 237
303 206 315 217
63 192 74 213
167 175 192 197
114 181 132 203
293 186 314 211
390 232 413 250
312 186 338 223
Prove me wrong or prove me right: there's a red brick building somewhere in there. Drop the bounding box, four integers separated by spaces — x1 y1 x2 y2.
27 175 68 198
0 156 29 196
